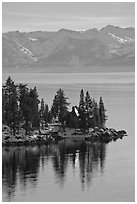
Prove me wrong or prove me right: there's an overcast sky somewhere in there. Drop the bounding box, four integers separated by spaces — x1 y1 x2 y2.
2 2 135 32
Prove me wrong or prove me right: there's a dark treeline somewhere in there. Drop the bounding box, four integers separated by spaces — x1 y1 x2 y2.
2 76 107 135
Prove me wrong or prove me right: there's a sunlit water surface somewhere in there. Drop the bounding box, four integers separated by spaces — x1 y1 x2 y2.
2 72 135 202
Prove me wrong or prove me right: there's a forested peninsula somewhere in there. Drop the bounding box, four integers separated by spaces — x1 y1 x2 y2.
2 76 127 145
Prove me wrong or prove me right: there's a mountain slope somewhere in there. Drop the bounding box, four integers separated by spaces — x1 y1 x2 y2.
2 25 135 73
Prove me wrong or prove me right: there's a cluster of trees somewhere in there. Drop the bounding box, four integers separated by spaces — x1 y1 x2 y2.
2 77 41 135
66 89 107 131
2 76 107 135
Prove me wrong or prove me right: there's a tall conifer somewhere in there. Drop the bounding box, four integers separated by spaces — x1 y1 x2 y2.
51 88 70 126
79 89 85 111
3 76 18 135
40 98 45 129
99 97 107 128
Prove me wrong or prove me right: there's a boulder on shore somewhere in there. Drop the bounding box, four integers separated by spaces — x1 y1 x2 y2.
85 127 127 142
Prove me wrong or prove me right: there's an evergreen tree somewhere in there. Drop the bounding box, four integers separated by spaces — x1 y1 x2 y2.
18 83 28 131
29 87 40 129
19 83 30 134
87 97 96 127
78 89 87 131
84 91 94 130
43 103 49 125
93 102 100 127
89 97 95 111
51 94 59 119
3 76 19 135
40 98 45 129
99 97 107 128
85 91 91 111
2 86 7 124
79 89 85 111
19 85 40 134
51 88 70 126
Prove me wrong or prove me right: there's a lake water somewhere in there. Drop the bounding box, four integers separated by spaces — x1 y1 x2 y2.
2 72 135 202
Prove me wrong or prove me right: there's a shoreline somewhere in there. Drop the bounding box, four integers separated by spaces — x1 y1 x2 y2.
2 126 127 146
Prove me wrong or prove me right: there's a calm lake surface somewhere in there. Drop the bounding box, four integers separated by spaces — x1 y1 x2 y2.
2 72 135 202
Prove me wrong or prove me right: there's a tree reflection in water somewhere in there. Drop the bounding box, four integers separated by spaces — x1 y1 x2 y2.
2 140 107 200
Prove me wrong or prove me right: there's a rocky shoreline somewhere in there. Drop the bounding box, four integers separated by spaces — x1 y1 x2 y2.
85 127 127 142
2 125 127 146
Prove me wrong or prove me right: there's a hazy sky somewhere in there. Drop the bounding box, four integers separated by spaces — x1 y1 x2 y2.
2 2 135 32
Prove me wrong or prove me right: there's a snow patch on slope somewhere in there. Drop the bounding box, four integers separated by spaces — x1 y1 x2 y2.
109 49 120 55
108 33 126 43
108 33 134 44
125 37 135 42
18 43 37 61
29 37 38 41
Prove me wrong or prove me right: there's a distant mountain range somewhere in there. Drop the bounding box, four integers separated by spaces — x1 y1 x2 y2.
2 25 135 73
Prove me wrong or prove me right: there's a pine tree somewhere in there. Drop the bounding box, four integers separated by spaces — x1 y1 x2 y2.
84 91 91 131
40 98 45 129
19 85 40 134
85 91 91 111
93 102 100 127
78 89 87 131
19 83 30 134
43 103 49 125
18 83 28 131
3 76 19 135
51 88 70 126
2 86 7 124
29 87 40 129
99 97 107 128
79 89 85 111
51 94 59 119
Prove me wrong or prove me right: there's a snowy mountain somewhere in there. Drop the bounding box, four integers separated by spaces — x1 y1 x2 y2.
2 25 135 73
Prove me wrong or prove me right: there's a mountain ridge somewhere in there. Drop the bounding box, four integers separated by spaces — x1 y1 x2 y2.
2 25 135 73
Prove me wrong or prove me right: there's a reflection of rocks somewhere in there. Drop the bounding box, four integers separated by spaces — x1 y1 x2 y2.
2 141 107 199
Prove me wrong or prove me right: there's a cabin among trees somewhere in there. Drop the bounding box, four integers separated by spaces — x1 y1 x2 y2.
2 76 107 135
